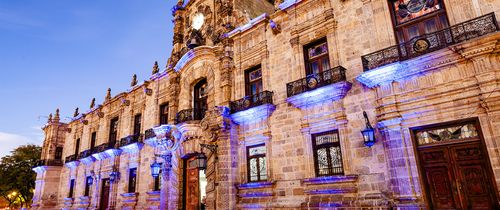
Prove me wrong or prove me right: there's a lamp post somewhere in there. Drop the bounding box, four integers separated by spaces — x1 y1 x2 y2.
361 111 376 147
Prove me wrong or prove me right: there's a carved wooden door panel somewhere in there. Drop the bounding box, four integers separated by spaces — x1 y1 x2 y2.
452 143 497 209
419 143 498 209
419 148 460 209
185 158 200 210
99 178 110 210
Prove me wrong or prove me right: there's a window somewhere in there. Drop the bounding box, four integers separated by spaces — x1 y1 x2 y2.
304 39 330 75
109 117 119 146
84 176 92 196
128 168 137 193
159 104 168 125
133 114 142 136
245 66 263 96
312 131 344 176
389 0 448 43
74 138 80 156
90 132 96 152
154 166 162 191
55 147 63 160
68 179 75 198
247 144 267 182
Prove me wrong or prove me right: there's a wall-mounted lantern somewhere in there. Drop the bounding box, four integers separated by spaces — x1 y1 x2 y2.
150 160 161 178
198 143 218 171
361 111 376 147
86 176 93 185
109 167 120 183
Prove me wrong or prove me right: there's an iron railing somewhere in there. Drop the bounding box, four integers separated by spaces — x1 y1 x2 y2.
175 108 206 124
230 91 274 114
34 159 63 167
78 149 93 159
286 66 347 98
93 141 117 154
118 134 143 147
144 128 156 139
361 13 499 71
65 154 77 163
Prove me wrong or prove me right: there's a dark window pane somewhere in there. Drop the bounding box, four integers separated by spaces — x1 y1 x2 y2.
247 144 267 182
312 131 344 176
128 168 137 193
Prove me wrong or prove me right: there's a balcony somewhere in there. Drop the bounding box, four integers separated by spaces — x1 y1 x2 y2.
175 108 206 124
90 141 121 160
34 159 63 167
118 134 144 153
78 149 95 164
65 154 77 163
230 91 275 124
145 128 156 139
360 13 499 72
286 66 351 108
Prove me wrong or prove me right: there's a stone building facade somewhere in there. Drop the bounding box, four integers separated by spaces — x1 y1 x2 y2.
32 0 500 209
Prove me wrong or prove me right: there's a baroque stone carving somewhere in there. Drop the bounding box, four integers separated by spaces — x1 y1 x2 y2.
200 106 231 142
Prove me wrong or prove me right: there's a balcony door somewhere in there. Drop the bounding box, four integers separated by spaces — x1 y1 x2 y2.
193 79 208 120
413 120 499 209
389 0 449 43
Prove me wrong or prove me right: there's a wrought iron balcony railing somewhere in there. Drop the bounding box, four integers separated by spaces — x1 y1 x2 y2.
175 108 206 124
65 154 77 163
93 141 117 154
34 159 63 167
78 149 93 159
118 134 143 147
286 66 347 98
144 128 156 139
230 91 274 114
361 13 499 71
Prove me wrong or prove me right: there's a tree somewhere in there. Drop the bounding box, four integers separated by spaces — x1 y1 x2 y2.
0 144 41 208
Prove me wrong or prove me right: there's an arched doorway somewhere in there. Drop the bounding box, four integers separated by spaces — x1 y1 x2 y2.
182 155 207 210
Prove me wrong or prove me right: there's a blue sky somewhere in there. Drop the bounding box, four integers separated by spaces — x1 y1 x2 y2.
0 0 176 157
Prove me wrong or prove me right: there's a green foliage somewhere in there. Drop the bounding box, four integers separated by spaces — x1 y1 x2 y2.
0 144 41 208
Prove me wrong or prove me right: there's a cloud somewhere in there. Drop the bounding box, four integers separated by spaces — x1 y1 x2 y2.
0 132 41 158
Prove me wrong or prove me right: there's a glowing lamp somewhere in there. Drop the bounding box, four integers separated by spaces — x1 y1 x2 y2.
150 161 161 178
86 176 93 185
361 111 376 147
195 153 207 171
109 167 120 183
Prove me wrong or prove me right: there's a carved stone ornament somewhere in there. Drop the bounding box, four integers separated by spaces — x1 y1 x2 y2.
121 98 130 106
130 74 138 87
270 20 281 35
90 98 96 109
200 106 231 142
152 61 160 75
143 86 153 96
105 88 111 101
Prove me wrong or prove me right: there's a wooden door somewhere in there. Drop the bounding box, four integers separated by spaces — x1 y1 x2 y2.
99 178 110 210
418 142 498 209
184 157 200 210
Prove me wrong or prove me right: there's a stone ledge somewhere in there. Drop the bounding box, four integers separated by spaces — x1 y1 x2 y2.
146 191 160 202
287 81 351 109
64 160 80 169
236 181 275 189
230 103 276 125
120 192 139 203
304 186 357 195
302 175 358 185
119 142 144 154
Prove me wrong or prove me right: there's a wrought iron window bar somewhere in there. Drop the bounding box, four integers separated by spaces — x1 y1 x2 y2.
286 66 347 98
78 149 93 159
230 91 274 114
35 159 63 167
65 154 77 163
93 141 117 154
144 128 156 139
175 108 206 124
118 134 144 147
361 13 499 71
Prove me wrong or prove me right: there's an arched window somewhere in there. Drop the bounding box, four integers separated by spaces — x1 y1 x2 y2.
193 79 208 120
389 0 449 43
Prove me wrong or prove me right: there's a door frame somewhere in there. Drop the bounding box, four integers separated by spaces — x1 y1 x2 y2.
410 117 499 209
181 153 202 210
99 178 110 210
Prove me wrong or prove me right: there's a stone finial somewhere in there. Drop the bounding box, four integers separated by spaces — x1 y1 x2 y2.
48 113 53 123
131 74 138 87
73 107 79 117
53 108 60 122
152 61 160 75
90 98 96 109
105 88 111 101
243 10 251 22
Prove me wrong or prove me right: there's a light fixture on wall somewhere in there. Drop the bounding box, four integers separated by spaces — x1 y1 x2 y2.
109 167 120 183
197 143 218 171
86 176 93 185
150 160 161 178
361 111 376 147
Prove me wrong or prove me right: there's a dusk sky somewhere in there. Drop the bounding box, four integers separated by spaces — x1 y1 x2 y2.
0 0 177 157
